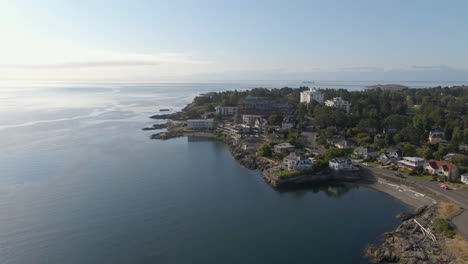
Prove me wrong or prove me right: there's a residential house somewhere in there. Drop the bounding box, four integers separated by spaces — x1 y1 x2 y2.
378 152 398 165
425 160 460 181
242 114 263 127
215 106 237 116
329 157 356 171
254 118 268 131
300 88 325 104
274 142 295 153
328 136 353 149
267 134 284 144
283 151 313 171
201 112 216 119
353 147 380 160
429 128 446 144
387 146 402 158
397 157 427 169
461 173 468 184
325 97 351 113
281 115 295 130
187 119 214 129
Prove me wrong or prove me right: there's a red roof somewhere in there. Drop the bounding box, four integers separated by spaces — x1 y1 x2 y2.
427 160 457 173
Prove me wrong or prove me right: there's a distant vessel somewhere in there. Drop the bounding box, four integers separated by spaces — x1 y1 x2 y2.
302 81 315 84
159 109 171 112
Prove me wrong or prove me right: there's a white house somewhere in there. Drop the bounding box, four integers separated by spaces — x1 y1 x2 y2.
300 88 325 104
428 128 446 144
283 152 313 171
425 160 459 180
353 147 379 160
215 106 237 116
325 97 351 113
281 115 295 130
461 173 468 185
397 157 427 169
187 119 214 129
329 157 356 171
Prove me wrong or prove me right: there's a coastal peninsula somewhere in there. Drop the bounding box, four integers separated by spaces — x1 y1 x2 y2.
148 85 468 263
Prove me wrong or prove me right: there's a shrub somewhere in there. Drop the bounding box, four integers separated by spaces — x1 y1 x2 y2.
432 219 455 238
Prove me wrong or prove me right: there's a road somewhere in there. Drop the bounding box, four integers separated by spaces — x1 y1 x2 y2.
364 165 468 237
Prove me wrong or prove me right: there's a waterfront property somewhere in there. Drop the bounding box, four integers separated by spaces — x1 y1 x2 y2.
300 88 325 104
215 106 237 116
397 157 427 169
325 97 351 113
425 160 459 181
274 142 295 153
240 137 263 153
283 151 313 171
187 119 214 129
353 147 379 160
378 152 398 165
329 157 356 171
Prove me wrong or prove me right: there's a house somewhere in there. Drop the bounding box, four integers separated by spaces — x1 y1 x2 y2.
187 119 214 129
300 88 325 104
425 160 459 181
237 95 293 116
283 151 313 171
329 157 356 171
325 97 351 113
461 173 468 184
387 146 402 158
215 106 237 116
281 115 295 130
201 112 216 119
254 118 268 131
378 152 398 165
353 147 380 160
429 128 446 144
267 134 284 144
328 136 353 149
242 114 263 127
274 142 295 153
397 157 427 169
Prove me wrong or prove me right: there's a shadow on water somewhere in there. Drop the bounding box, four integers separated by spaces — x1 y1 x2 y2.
275 182 361 198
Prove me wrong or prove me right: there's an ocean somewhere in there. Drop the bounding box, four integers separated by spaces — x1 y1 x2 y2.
0 80 460 264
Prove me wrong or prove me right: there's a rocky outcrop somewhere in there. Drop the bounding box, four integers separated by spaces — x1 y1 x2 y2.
365 205 457 264
142 123 168 131
149 112 185 120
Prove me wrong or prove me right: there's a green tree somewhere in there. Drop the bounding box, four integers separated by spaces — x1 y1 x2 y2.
325 147 347 161
257 144 272 157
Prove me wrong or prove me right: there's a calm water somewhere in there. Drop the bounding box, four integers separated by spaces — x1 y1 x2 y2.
0 81 440 264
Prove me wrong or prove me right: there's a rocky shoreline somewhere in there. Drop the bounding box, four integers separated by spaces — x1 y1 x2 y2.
146 121 464 264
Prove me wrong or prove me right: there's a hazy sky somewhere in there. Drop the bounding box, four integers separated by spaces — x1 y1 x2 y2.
1 0 468 81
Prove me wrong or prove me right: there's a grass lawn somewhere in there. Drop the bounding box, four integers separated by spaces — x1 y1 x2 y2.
413 174 434 181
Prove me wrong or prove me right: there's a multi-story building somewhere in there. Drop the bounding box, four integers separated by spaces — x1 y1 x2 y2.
329 157 356 171
300 88 325 104
325 97 351 113
215 106 237 116
187 119 214 129
237 95 293 116
242 114 263 127
283 151 313 171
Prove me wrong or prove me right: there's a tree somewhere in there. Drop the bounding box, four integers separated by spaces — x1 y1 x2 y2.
325 147 347 161
257 144 272 157
402 143 415 156
268 113 283 125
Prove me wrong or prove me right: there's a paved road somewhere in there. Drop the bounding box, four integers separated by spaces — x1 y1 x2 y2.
364 165 468 237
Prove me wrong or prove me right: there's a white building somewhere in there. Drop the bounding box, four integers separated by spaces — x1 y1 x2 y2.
397 157 427 169
329 157 356 171
283 152 313 171
325 97 351 113
187 119 214 129
461 173 468 185
300 88 325 104
215 106 237 116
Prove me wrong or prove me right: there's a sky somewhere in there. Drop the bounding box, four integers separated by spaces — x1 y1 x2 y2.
1 0 468 82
